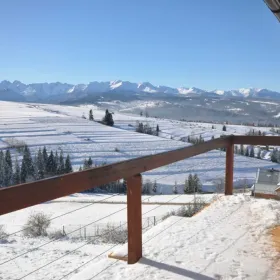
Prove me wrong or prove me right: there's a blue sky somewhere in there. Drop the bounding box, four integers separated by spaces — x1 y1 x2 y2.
0 0 279 90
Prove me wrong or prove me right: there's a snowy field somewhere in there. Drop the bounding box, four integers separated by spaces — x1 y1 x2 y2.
70 195 280 280
0 101 279 193
1 101 280 279
0 193 217 234
1 195 280 279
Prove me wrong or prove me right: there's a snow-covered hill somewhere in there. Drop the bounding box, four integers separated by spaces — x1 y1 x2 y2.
0 100 279 193
1 80 280 102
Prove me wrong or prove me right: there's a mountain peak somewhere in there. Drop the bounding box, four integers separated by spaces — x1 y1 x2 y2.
1 80 280 101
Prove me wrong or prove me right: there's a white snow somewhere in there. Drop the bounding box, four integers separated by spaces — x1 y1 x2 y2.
2 195 280 279
0 101 279 194
0 194 216 234
69 195 280 280
2 80 280 99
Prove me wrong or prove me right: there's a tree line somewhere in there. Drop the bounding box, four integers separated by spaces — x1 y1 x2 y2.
233 145 280 163
0 146 73 188
246 129 266 136
180 119 279 128
135 122 160 136
86 109 114 126
141 173 202 195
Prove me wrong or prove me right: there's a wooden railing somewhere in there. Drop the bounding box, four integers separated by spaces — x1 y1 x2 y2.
0 135 279 264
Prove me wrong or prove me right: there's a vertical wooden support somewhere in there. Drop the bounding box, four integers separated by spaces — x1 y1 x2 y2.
127 174 142 264
225 141 234 195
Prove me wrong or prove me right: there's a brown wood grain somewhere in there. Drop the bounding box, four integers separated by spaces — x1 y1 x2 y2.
225 140 234 195
233 136 280 146
127 174 142 264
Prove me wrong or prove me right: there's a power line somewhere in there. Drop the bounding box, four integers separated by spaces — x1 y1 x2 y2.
142 193 184 216
57 244 120 280
0 204 128 266
5 193 121 238
89 259 120 280
1 193 159 266
17 223 126 280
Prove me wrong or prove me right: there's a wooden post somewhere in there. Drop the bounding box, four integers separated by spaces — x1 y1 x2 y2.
127 174 142 264
225 141 234 195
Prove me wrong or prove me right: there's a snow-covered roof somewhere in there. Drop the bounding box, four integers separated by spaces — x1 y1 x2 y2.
256 168 280 185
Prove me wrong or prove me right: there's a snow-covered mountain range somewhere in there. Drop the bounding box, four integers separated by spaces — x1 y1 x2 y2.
1 80 280 102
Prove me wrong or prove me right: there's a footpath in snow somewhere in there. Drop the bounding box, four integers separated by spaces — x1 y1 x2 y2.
71 195 280 280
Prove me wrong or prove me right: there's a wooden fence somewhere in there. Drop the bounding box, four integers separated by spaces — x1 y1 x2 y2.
0 135 279 264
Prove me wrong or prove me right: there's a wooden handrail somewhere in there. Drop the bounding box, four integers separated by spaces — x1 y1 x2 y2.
0 135 279 216
233 135 280 146
0 135 279 266
0 136 231 215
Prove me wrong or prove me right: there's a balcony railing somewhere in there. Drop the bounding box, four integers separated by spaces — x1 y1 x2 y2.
0 135 279 265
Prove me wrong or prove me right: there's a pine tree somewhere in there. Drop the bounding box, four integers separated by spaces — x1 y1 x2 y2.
83 159 89 170
152 180 157 193
222 125 227 131
37 148 45 179
57 151 65 175
249 146 255 157
89 109 94 121
23 146 34 177
245 147 250 157
54 151 59 174
4 150 13 186
193 174 201 193
211 135 215 140
0 150 4 187
122 179 127 194
156 125 160 136
13 158 21 185
103 109 114 126
234 145 238 154
140 111 143 116
5 150 12 168
46 151 56 174
188 174 194 193
240 144 244 156
33 153 39 180
65 155 73 173
271 149 278 163
88 157 93 168
4 161 12 186
173 181 178 194
184 177 190 194
257 149 262 159
20 159 27 183
42 146 48 171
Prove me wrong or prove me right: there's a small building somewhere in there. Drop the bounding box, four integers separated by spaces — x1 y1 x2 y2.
253 168 280 199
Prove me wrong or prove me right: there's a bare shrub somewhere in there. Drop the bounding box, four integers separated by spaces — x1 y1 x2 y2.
23 212 51 237
162 199 207 220
0 225 8 242
215 178 225 193
48 229 66 240
5 138 27 152
99 223 127 244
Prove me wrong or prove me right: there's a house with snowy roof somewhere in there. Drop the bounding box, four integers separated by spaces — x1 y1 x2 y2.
252 168 280 199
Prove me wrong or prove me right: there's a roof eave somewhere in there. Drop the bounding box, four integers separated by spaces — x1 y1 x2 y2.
264 0 280 22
